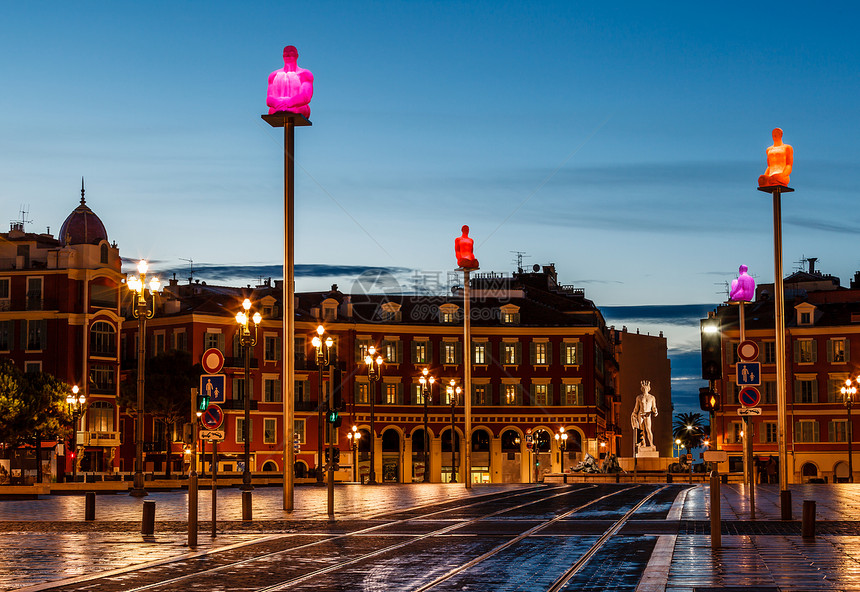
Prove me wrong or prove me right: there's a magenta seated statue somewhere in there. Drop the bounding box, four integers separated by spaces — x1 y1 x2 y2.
758 128 793 187
730 264 756 302
267 45 314 117
455 225 479 270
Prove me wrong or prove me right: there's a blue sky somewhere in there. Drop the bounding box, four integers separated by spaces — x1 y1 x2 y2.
3 1 860 413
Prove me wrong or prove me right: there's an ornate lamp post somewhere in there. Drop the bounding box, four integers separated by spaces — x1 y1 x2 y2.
346 425 361 482
363 346 384 485
127 259 160 497
65 385 86 482
311 325 333 485
235 298 262 490
419 368 435 483
555 427 568 473
446 379 461 483
841 377 858 483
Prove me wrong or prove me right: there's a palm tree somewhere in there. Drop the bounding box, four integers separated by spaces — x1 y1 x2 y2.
672 412 709 459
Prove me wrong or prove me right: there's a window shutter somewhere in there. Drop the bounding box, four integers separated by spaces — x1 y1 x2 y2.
397 340 403 364
20 320 26 350
354 382 362 403
812 380 818 402
529 383 535 403
814 421 820 442
456 341 463 364
760 425 767 444
410 340 417 363
794 380 801 403
428 340 435 365
794 421 800 442
275 338 282 361
829 421 835 443
515 342 522 364
811 340 818 362
793 341 800 363
827 340 834 363
547 342 553 366
576 342 584 365
548 383 554 406
530 342 536 365
847 340 852 363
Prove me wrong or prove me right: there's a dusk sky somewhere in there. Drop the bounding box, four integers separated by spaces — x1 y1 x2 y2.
3 2 859 413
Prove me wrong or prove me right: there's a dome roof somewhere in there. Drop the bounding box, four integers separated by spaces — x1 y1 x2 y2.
59 181 108 246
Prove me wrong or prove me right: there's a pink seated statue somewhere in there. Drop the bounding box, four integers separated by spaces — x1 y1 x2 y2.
730 264 756 302
455 225 479 270
758 128 793 187
267 45 314 117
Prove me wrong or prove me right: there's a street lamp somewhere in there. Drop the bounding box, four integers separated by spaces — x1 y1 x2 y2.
446 379 461 483
363 345 384 485
555 427 569 473
419 368 435 483
346 425 361 482
235 298 262 491
127 259 160 497
65 385 86 482
841 377 858 483
312 325 333 488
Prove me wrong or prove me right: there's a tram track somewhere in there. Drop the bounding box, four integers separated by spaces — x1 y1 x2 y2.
29 484 675 592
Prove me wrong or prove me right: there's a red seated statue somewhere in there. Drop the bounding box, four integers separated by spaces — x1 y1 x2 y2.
455 225 479 270
758 127 793 187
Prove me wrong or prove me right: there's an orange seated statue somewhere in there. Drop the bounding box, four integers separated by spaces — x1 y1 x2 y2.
455 225 479 270
758 127 793 187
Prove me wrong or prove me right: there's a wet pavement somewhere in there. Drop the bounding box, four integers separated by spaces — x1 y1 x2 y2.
1 482 860 591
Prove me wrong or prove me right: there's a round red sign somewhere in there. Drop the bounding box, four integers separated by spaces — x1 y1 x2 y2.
737 340 759 362
738 386 761 408
202 348 225 374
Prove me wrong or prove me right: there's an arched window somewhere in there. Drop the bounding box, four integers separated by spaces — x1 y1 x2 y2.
501 429 521 452
87 401 114 432
533 429 552 453
100 243 109 264
382 429 400 452
262 461 278 472
90 321 116 356
471 429 490 452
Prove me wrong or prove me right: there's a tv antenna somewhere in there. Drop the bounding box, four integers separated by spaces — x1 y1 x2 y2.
10 205 32 232
179 258 194 283
510 251 529 273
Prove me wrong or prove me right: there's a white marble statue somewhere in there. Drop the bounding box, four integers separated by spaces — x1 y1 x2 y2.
631 380 658 449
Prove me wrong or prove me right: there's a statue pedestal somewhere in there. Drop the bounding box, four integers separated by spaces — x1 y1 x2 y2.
636 446 659 458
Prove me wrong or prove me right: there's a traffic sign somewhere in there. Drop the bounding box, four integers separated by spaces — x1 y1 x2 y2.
200 430 225 441
737 407 762 416
737 340 759 361
736 362 761 386
703 450 728 462
525 433 534 450
293 434 300 454
200 404 224 430
738 386 761 408
202 348 225 374
200 374 226 404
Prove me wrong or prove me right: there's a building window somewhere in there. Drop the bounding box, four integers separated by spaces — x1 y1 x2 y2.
532 342 548 365
295 379 310 405
233 377 253 402
564 383 583 406
764 422 778 444
236 417 252 443
473 384 489 406
795 339 816 363
763 341 776 364
412 340 428 364
264 418 277 444
382 339 401 364
264 336 281 361
89 363 115 393
795 420 819 443
90 322 117 356
0 278 9 303
155 332 166 356
502 342 520 365
794 378 817 403
563 342 582 365
763 381 776 404
355 383 368 404
0 321 11 351
100 243 109 264
501 312 519 325
25 361 41 373
90 285 116 308
26 278 43 311
730 421 744 444
439 305 459 324
830 378 849 403
800 312 812 325
444 342 458 365
830 420 848 443
264 378 282 402
294 419 305 444
173 330 187 352
503 384 520 406
295 337 306 367
204 331 225 353
473 342 486 365
828 338 849 364
533 383 548 406
384 382 401 404
26 320 46 351
87 401 114 432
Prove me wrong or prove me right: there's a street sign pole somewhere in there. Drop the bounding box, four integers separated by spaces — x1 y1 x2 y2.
211 439 217 538
188 388 198 547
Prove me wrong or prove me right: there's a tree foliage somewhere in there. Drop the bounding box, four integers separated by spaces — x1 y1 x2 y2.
0 358 72 453
672 411 709 454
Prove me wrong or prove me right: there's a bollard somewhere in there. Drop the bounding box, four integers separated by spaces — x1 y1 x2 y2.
141 500 156 535
710 470 721 549
667 473 673 483
615 473 620 484
242 490 252 521
780 489 793 521
84 492 96 521
802 500 816 538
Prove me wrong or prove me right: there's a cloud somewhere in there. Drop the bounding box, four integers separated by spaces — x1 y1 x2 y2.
602 303 717 325
151 263 413 285
785 217 860 235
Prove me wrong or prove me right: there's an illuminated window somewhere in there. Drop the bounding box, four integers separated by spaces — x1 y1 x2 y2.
828 338 848 363
503 384 520 405
796 339 816 363
564 383 583 406
503 343 519 365
563 342 581 365
444 342 458 364
473 342 486 364
355 383 368 404
532 342 547 365
533 384 548 406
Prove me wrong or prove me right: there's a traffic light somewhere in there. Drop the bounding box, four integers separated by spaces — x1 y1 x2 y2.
196 390 210 414
326 408 342 427
182 422 194 445
699 387 721 412
324 447 341 470
700 318 722 380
